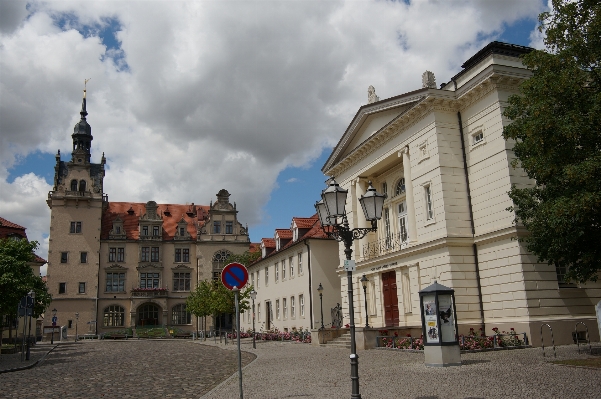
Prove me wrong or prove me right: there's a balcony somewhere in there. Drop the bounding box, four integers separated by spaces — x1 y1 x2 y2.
131 288 168 298
361 232 408 261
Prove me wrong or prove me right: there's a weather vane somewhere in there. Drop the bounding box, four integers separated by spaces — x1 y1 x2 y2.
84 78 91 98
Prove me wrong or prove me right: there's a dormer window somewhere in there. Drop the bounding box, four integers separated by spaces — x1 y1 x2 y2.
261 245 267 258
276 238 281 251
116 226 121 234
293 228 298 241
180 227 185 237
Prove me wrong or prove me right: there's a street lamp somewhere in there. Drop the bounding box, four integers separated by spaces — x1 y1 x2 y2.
249 290 257 349
51 308 57 345
75 312 79 342
317 283 324 330
26 290 35 360
315 179 385 399
360 275 370 328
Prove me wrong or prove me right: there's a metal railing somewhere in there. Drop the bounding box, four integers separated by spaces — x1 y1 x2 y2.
540 323 556 358
362 232 408 260
131 289 169 298
574 322 591 354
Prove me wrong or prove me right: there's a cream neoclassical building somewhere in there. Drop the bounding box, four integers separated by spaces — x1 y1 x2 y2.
243 215 339 333
323 41 600 346
46 92 252 336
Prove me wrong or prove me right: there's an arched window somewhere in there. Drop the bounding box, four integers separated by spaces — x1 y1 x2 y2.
395 178 406 196
70 180 78 191
103 305 125 327
172 304 191 325
212 249 233 280
138 303 160 326
79 180 87 192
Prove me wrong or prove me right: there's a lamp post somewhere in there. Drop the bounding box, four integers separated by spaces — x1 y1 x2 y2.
317 283 324 330
315 179 385 399
360 275 370 328
75 312 79 342
51 308 57 344
250 290 257 349
26 290 35 360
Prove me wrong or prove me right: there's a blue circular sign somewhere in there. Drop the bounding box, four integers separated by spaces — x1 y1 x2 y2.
221 262 249 290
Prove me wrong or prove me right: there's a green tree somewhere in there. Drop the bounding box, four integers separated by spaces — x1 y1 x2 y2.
503 0 601 282
224 249 261 267
0 238 52 349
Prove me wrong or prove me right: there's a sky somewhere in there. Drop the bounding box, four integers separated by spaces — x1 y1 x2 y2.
0 0 550 275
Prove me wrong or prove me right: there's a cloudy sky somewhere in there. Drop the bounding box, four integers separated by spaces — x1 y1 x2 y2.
0 0 548 274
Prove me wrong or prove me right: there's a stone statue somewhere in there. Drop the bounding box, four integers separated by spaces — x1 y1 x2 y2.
422 71 436 89
331 303 343 328
367 85 380 104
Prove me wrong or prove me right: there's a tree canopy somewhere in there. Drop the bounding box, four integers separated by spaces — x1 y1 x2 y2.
0 238 51 318
503 0 601 282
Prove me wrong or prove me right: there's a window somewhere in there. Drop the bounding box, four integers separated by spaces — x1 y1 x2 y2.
282 262 286 279
151 247 159 262
117 248 124 262
472 130 484 145
172 304 191 325
398 201 408 242
109 248 116 262
289 256 294 277
79 282 86 294
153 226 160 237
68 320 73 328
80 252 88 263
140 272 159 289
175 248 182 262
226 221 233 234
298 253 303 274
79 180 86 192
183 248 189 262
275 262 279 282
60 252 68 263
425 185 434 220
59 283 66 294
141 247 150 262
290 296 295 318
256 270 260 288
70 221 82 234
142 226 148 236
283 298 287 319
384 208 391 247
106 272 125 292
173 272 191 291
116 226 121 234
299 294 305 316
213 221 221 234
103 305 125 327
70 179 78 191
265 267 269 285
276 300 280 319
179 227 185 237
395 178 406 196
382 182 388 196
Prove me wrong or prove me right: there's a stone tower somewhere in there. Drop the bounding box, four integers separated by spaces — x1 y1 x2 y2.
46 88 106 334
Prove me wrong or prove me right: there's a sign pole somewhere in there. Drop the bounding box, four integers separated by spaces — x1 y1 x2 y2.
234 286 243 399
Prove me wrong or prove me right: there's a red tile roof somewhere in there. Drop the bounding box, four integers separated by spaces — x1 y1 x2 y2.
101 202 210 240
0 217 26 230
275 229 293 239
292 216 318 229
261 238 275 248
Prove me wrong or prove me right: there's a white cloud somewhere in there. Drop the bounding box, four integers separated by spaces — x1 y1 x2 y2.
1 0 545 263
285 178 299 183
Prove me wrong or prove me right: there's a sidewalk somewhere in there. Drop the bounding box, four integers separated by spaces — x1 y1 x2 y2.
0 343 56 374
198 338 601 399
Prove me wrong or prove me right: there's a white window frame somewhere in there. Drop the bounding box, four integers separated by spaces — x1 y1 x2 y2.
290 296 295 318
265 267 269 286
299 294 305 317
422 181 435 225
289 256 294 278
470 126 486 150
275 262 279 282
281 261 286 280
276 299 280 320
298 253 303 275
283 298 287 319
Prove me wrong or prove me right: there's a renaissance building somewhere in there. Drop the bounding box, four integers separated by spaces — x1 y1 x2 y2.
323 42 600 346
45 91 251 336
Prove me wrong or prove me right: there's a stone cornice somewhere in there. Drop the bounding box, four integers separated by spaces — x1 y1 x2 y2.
325 71 527 178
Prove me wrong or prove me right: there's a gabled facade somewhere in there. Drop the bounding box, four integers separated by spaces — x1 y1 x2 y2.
244 215 339 333
323 42 601 346
46 91 252 336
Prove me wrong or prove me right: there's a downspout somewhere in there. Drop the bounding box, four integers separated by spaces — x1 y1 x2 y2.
454 80 485 331
304 239 313 329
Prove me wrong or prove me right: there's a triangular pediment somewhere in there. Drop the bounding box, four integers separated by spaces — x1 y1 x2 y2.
323 90 427 174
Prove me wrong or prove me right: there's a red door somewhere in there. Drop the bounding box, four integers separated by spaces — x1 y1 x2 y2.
382 271 399 327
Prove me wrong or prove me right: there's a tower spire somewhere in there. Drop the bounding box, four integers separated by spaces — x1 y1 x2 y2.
72 79 93 163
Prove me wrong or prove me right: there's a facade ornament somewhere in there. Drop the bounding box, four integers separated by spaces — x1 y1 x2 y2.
367 85 380 104
422 71 436 89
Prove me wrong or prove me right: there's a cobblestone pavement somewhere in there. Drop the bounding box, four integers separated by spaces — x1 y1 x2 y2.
0 340 255 399
0 343 55 373
201 339 601 399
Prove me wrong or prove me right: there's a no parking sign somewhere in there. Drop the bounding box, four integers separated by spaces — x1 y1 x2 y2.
221 262 248 290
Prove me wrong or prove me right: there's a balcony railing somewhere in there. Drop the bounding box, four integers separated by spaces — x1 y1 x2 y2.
131 288 168 298
362 232 408 261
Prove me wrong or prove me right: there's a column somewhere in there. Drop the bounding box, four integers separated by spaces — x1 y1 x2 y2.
401 147 417 242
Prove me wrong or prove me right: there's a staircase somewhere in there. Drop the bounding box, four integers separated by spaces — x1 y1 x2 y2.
321 332 351 349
